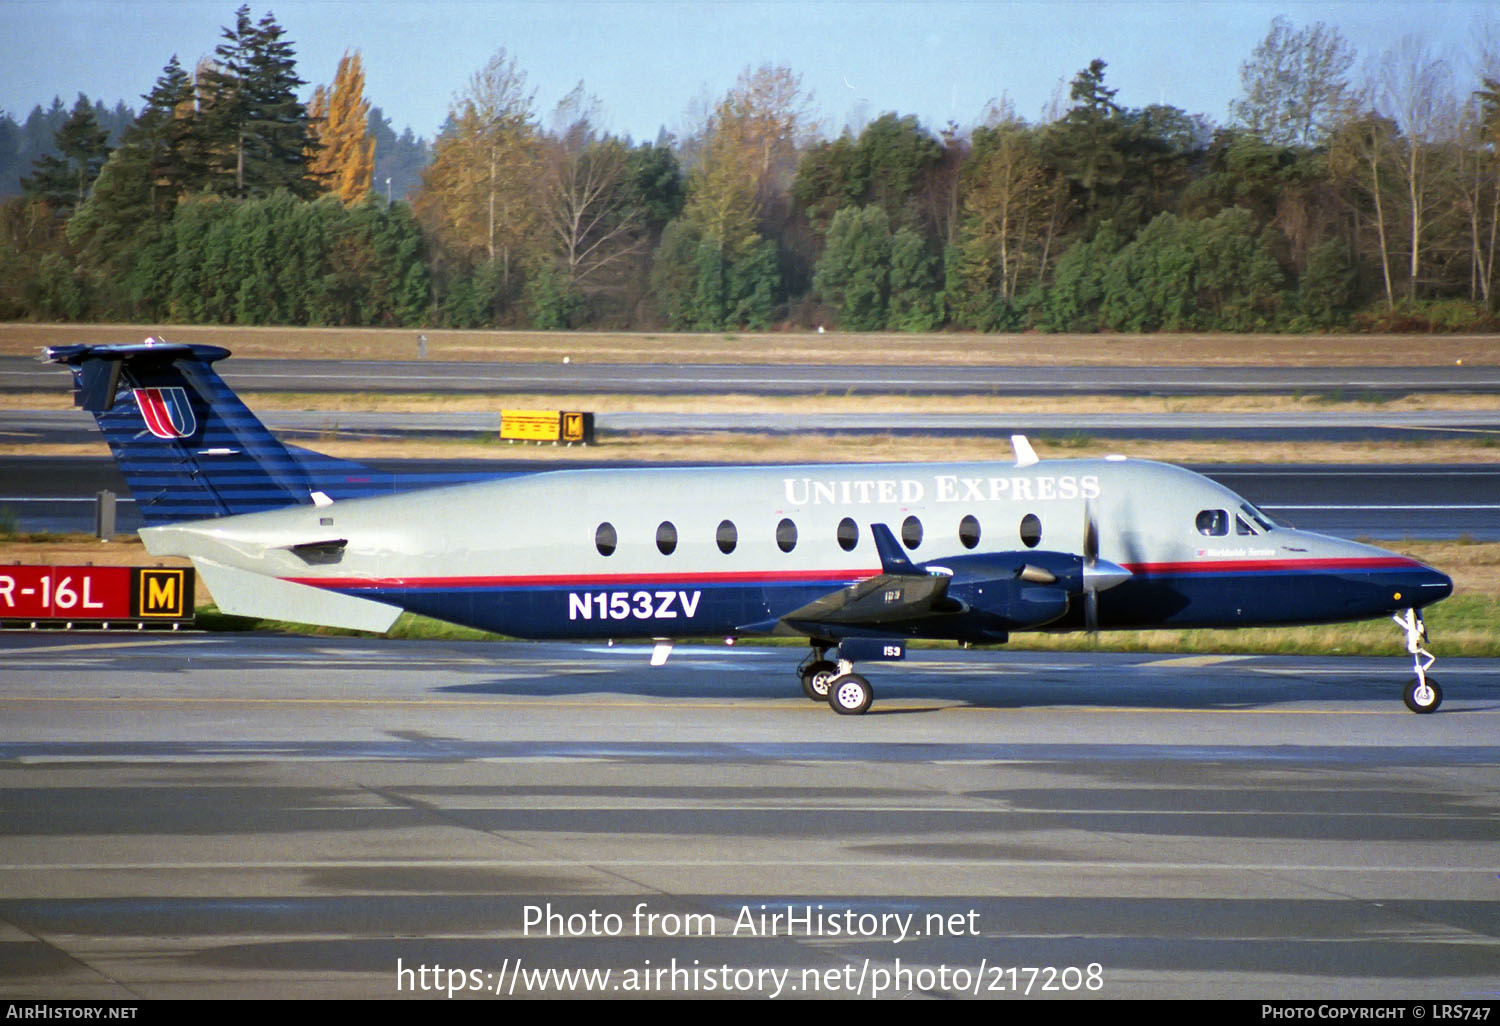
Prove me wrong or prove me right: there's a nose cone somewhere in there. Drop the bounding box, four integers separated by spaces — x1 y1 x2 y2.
1408 562 1453 607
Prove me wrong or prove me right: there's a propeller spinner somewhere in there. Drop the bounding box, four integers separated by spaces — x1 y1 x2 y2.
1080 497 1131 630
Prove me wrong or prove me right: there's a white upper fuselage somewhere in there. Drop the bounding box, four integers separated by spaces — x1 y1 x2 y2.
141 456 1447 639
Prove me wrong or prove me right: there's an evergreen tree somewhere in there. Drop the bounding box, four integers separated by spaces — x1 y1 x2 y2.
200 5 317 199
1043 61 1199 242
812 204 892 330
624 141 684 238
648 217 779 330
368 107 430 201
135 56 199 214
793 114 943 235
68 58 201 316
0 114 21 196
21 94 111 215
887 226 941 330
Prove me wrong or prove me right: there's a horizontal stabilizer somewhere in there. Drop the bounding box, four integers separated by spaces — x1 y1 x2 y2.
193 559 402 633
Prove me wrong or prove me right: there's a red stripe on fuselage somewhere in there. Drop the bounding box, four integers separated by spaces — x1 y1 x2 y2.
280 568 881 590
281 557 1426 592
1123 556 1420 574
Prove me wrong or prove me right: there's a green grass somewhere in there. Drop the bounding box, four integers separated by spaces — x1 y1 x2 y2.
1008 595 1500 658
194 607 507 641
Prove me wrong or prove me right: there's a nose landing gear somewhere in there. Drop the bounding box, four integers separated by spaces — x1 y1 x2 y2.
797 648 838 703
1393 608 1441 713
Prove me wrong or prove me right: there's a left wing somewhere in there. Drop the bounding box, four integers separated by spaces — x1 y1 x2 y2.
749 522 1131 642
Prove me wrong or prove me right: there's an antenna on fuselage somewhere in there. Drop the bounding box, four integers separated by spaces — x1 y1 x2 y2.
1011 434 1039 468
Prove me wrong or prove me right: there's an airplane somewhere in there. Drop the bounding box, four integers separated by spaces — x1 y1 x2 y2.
44 338 1455 714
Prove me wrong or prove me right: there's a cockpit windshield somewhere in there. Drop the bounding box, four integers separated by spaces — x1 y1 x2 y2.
1240 502 1280 532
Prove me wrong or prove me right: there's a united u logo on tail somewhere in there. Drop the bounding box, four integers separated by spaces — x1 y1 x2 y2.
134 386 197 439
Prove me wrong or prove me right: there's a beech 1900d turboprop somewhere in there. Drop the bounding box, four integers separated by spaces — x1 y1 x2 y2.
46 340 1455 714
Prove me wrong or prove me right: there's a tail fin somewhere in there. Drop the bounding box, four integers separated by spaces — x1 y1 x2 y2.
47 340 335 525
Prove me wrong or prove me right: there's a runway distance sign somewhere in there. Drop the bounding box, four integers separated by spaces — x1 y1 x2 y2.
0 565 194 625
500 409 595 444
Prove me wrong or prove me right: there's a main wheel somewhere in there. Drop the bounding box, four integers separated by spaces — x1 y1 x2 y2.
829 673 873 715
1403 675 1442 714
800 659 838 702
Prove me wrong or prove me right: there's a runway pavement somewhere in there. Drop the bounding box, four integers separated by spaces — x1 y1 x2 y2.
6 355 1500 396
9 406 1500 447
1 636 1497 999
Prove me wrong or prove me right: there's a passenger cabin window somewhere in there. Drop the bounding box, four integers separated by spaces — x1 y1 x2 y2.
1196 509 1228 536
717 519 737 554
656 521 678 555
1019 513 1041 548
837 517 858 552
595 522 617 557
959 514 981 550
901 515 923 550
776 518 798 553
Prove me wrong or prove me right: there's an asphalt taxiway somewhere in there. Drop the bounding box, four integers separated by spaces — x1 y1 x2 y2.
6 355 1500 396
1 635 1497 999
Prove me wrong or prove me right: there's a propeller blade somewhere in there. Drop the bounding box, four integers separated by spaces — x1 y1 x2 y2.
1083 498 1099 566
1077 497 1130 633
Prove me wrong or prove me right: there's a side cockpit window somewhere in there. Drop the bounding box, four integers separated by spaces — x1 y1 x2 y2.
1196 509 1228 536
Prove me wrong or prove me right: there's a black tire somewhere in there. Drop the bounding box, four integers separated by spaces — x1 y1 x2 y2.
800 659 838 702
829 673 873 715
1403 676 1442 714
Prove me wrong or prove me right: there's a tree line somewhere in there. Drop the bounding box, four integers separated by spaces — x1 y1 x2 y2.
4 8 1500 333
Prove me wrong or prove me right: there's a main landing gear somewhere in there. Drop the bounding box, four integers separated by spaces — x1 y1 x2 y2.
796 644 878 715
1393 608 1441 714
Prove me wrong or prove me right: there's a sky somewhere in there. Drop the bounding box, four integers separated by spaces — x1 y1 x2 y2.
3 1 1496 142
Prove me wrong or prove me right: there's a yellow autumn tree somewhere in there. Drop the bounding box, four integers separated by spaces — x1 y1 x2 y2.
683 64 812 256
307 50 375 204
413 49 539 281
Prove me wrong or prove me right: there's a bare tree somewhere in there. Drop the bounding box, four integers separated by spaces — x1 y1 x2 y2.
961 115 1065 302
683 64 815 253
1232 15 1356 147
1329 94 1400 310
536 85 644 293
1370 37 1459 301
414 49 538 280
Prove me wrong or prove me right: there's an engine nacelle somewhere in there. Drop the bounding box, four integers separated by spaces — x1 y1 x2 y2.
929 550 1082 629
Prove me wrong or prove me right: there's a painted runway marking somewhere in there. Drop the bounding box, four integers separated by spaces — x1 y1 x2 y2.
0 694 1470 716
1265 504 1500 511
0 858 1492 873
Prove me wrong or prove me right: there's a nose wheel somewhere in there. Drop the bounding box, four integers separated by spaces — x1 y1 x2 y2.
799 657 838 702
1403 675 1442 714
1393 609 1441 714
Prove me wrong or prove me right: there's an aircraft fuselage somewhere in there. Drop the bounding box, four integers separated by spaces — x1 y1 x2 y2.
141 457 1452 642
